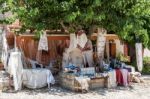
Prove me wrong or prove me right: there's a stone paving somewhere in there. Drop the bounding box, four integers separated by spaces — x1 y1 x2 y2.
0 75 150 99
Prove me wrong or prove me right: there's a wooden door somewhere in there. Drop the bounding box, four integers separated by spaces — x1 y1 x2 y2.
110 43 116 58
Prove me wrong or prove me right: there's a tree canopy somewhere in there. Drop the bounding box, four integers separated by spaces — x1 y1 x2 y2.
0 0 150 47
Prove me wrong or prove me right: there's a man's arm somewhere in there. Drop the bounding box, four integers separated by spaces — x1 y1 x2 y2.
82 40 92 51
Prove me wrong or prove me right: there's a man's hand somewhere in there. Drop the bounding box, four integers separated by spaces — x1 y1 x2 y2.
77 44 83 51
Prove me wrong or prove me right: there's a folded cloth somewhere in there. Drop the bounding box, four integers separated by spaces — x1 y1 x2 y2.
123 65 135 73
22 69 55 89
75 76 90 91
120 69 129 87
115 69 124 86
29 59 43 69
108 70 117 88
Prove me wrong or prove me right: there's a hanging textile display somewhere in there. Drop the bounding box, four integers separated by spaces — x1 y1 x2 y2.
62 34 78 68
38 31 48 51
36 31 49 66
68 33 77 51
96 33 106 66
7 51 23 91
115 39 124 55
135 43 143 72
1 29 9 69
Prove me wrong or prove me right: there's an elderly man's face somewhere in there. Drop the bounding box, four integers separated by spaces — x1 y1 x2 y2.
77 30 84 36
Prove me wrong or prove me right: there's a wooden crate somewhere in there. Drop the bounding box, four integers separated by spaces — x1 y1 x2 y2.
59 73 108 92
89 77 108 89
60 73 82 92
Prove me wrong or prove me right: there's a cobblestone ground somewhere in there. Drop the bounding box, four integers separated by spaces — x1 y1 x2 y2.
0 75 150 99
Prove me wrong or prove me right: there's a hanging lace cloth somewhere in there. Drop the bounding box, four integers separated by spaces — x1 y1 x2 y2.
135 43 143 71
69 33 77 50
97 33 106 66
1 29 9 69
8 51 23 91
97 33 106 58
38 31 48 51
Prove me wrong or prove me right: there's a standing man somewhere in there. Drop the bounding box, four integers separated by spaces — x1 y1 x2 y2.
76 29 93 67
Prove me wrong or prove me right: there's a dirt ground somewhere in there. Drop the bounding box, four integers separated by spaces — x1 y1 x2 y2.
0 75 150 99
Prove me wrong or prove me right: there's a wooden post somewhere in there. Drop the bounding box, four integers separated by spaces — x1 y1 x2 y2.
106 40 110 62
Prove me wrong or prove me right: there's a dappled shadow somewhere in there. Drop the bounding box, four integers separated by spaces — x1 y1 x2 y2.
2 84 136 96
2 76 150 97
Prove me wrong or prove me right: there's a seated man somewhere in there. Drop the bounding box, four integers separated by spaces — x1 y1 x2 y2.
76 29 93 67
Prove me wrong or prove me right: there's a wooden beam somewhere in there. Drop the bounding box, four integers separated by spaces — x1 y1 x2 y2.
17 34 119 41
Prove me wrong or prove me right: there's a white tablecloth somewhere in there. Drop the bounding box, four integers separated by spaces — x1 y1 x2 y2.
22 69 55 89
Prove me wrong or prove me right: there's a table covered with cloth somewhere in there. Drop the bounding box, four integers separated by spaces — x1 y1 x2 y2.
22 68 55 89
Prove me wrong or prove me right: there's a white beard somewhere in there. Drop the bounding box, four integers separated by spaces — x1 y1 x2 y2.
77 33 88 48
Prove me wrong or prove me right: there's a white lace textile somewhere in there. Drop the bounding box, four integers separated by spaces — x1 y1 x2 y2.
75 76 90 91
135 43 143 71
8 52 23 91
38 31 48 51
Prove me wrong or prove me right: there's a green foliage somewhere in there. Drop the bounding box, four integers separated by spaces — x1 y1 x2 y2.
116 53 129 62
0 0 150 47
143 57 150 65
142 57 150 74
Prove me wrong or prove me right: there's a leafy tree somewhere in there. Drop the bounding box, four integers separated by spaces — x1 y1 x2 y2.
0 0 150 47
